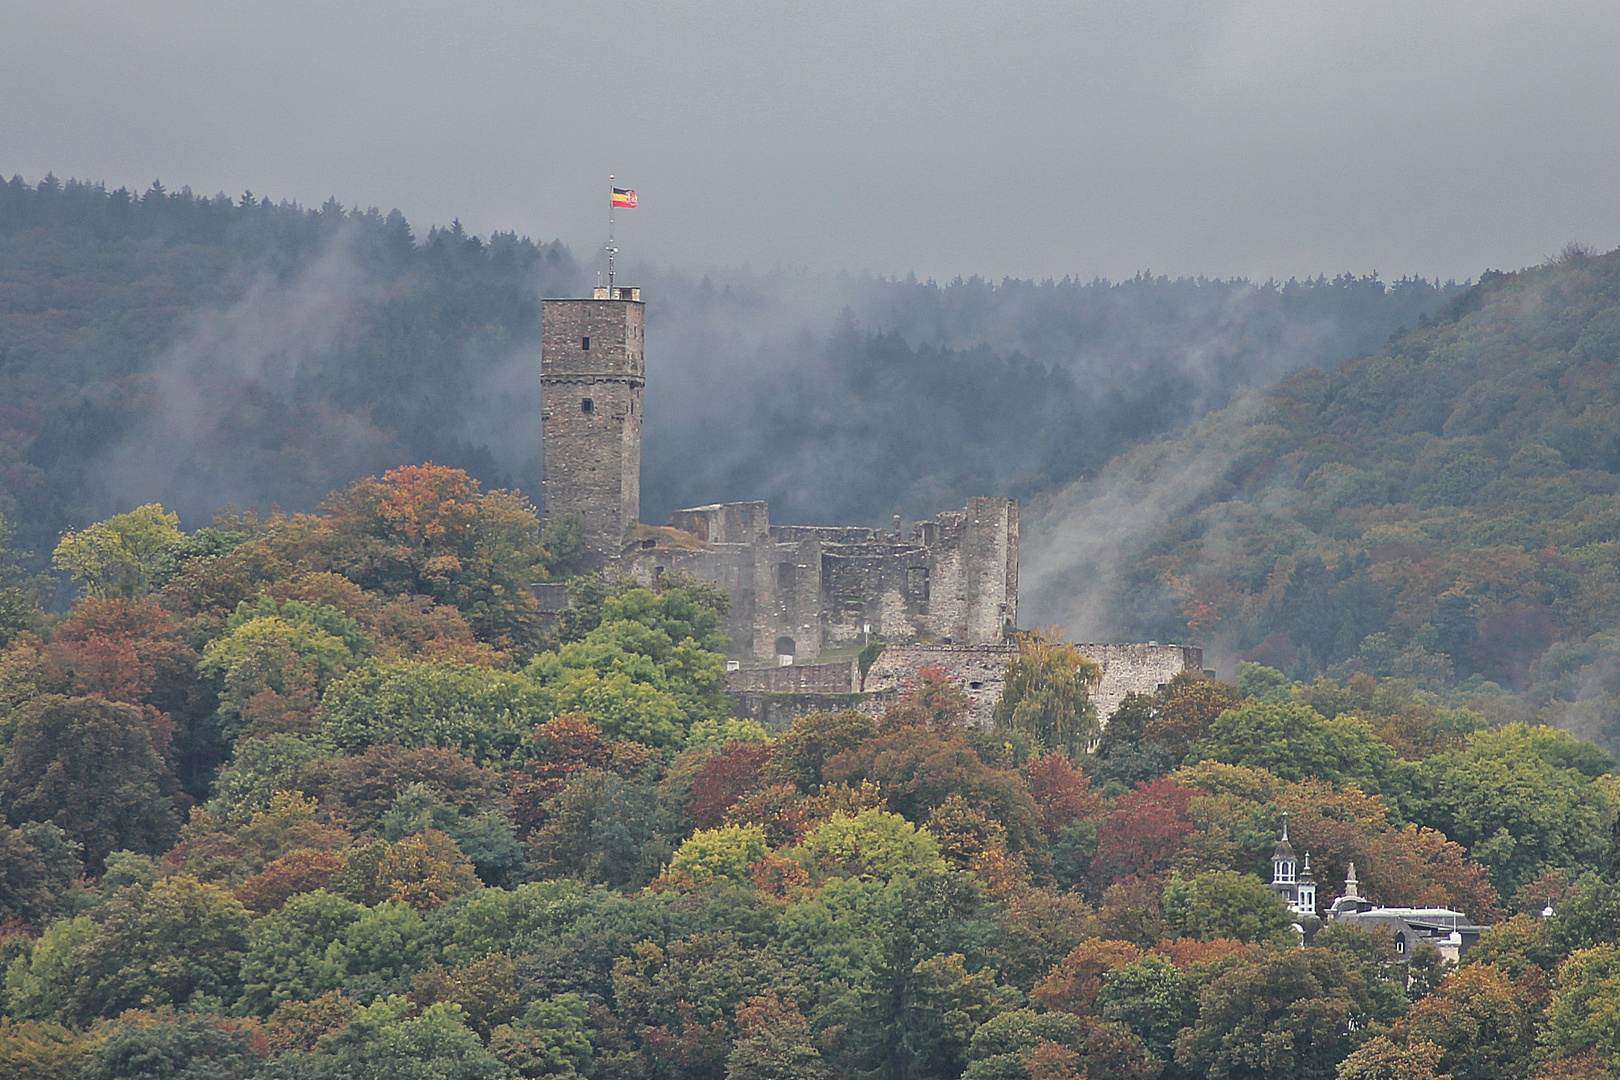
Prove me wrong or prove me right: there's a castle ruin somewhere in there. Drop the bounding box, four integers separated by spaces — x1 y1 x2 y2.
539 285 1201 720
624 498 1017 664
540 286 644 571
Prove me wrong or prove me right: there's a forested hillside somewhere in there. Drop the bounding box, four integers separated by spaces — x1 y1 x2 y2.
2 468 1619 1080
0 174 579 562
1028 245 1620 753
1 173 1457 567
633 265 1460 525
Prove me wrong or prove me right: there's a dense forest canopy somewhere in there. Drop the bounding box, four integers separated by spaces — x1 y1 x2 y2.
642 266 1459 527
0 173 1458 569
1 466 1618 1080
0 173 578 564
1026 246 1620 754
11 171 1620 1078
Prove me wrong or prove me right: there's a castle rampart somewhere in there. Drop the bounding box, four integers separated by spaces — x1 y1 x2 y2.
720 641 1205 728
625 498 1018 664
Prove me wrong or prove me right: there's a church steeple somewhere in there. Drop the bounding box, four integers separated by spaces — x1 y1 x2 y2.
1297 850 1317 915
1271 812 1297 885
1267 814 1318 919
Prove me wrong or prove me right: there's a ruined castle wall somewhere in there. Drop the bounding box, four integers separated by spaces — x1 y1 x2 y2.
751 536 825 662
623 543 758 655
964 498 1018 639
731 691 870 730
820 545 929 647
720 641 1207 732
860 643 1016 725
772 525 882 544
857 641 1205 727
726 660 857 694
1077 643 1206 719
671 502 769 544
628 499 1018 665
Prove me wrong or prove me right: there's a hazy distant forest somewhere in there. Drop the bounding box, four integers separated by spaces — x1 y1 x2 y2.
0 174 1458 559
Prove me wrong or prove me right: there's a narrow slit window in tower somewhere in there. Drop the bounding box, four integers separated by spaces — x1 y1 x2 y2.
581 398 594 414
907 567 930 601
581 336 590 350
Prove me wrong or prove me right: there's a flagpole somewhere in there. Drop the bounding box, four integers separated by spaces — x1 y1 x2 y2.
606 174 617 290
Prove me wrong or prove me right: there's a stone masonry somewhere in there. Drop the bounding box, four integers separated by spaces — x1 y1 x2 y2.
624 498 1019 664
717 642 1204 728
540 286 644 570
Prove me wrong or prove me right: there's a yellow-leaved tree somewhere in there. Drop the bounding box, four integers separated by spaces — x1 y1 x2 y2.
52 504 183 599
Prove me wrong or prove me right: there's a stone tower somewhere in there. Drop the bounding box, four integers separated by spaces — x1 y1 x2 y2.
541 285 644 570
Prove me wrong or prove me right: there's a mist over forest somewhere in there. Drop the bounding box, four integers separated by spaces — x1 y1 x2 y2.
0 174 1459 563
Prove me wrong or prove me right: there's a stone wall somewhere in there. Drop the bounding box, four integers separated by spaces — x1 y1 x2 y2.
731 691 871 730
540 296 644 570
623 498 1018 663
860 643 1016 724
725 660 858 694
1077 643 1206 719
720 641 1206 731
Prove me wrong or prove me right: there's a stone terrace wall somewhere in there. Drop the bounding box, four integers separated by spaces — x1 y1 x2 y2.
1078 643 1206 719
725 660 858 695
721 641 1207 731
860 644 1016 725
860 642 1205 726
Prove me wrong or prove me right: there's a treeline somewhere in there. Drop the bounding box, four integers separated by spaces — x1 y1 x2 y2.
0 173 579 560
640 269 1463 526
1 173 1460 566
0 465 1618 1079
1044 245 1620 753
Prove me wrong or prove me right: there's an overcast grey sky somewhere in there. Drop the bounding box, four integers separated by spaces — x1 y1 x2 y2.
5 1 1619 282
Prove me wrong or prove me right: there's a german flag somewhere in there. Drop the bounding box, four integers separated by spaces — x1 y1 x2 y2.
611 187 637 209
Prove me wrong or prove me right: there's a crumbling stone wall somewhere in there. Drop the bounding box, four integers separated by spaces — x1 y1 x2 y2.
721 641 1206 729
1078 643 1207 719
541 293 644 570
860 643 1017 724
625 498 1018 664
725 660 858 694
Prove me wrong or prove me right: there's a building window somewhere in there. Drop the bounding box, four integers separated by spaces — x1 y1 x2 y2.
907 567 930 601
581 398 594 414
777 562 796 589
581 336 590 350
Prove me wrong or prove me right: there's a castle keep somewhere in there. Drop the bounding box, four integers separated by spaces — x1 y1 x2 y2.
539 285 1201 718
540 286 644 571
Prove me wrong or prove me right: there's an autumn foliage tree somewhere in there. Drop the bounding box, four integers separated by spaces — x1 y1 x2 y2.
992 630 1101 758
0 694 179 872
316 465 550 648
1088 777 1195 889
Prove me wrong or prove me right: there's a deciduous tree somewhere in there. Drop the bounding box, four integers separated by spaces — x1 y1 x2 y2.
0 694 178 871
